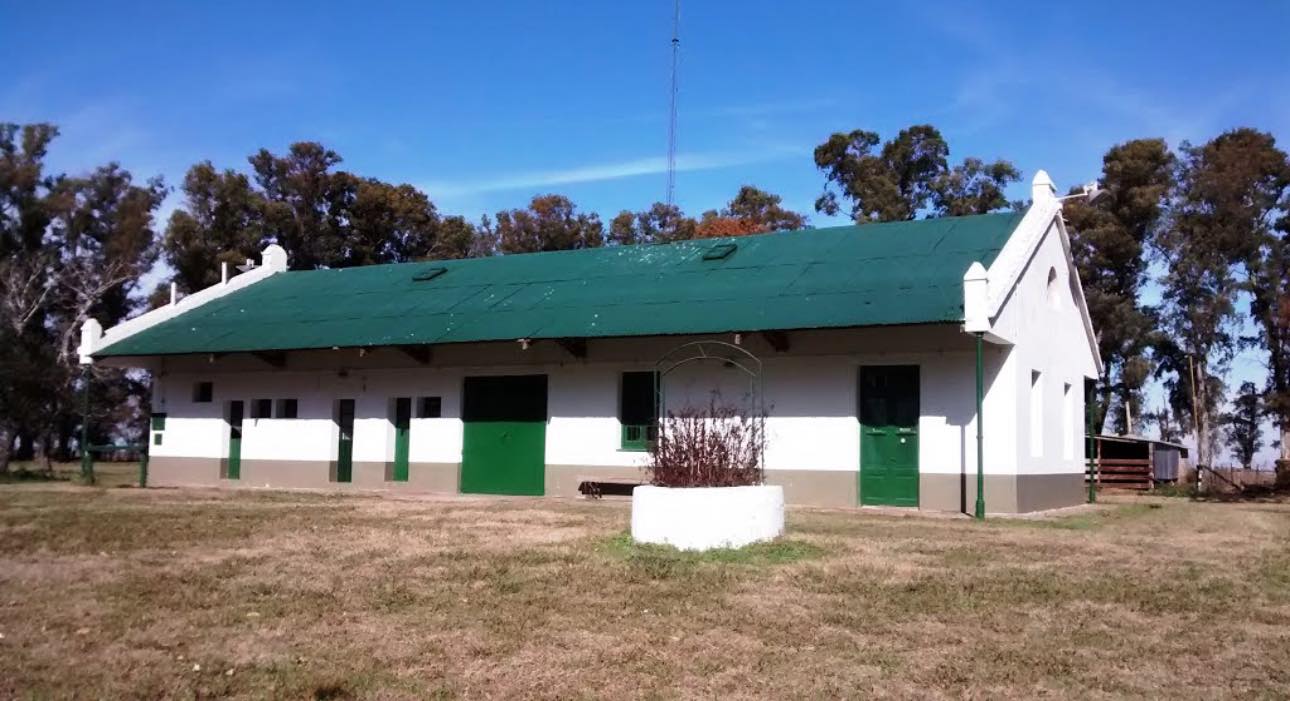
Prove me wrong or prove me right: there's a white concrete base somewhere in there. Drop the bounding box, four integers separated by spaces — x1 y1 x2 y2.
630 484 785 551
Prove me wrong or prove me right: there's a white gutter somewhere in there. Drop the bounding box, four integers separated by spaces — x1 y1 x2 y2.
959 170 1103 375
78 244 289 364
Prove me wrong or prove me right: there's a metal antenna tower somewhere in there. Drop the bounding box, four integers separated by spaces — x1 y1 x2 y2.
665 0 680 206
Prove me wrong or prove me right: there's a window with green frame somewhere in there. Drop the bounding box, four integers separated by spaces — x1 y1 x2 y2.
619 371 659 451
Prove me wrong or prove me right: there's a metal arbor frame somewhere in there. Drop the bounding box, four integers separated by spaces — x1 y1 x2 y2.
653 340 766 469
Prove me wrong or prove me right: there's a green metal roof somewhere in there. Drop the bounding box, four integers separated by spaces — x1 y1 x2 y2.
95 211 1024 358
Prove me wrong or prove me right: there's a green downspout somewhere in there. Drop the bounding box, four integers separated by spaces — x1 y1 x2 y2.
974 332 985 520
1086 378 1097 503
79 364 94 483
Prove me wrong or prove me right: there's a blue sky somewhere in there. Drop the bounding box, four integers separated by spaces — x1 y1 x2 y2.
4 1 1289 462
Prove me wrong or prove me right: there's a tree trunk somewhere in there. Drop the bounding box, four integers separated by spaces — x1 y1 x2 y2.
0 429 11 475
1278 425 1290 489
55 416 74 463
1096 381 1115 435
1194 362 1210 470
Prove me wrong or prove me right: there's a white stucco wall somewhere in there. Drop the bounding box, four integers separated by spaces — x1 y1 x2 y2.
987 216 1097 476
147 330 1026 478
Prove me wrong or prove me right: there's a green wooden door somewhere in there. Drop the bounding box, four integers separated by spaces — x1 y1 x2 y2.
226 400 243 480
392 397 411 482
460 375 547 496
859 365 919 507
336 399 355 483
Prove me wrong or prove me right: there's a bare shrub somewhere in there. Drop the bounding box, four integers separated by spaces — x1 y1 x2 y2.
647 395 765 487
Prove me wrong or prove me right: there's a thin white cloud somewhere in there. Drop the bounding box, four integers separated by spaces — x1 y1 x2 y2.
420 145 801 198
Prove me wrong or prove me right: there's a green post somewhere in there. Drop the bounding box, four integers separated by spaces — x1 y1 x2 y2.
139 446 149 488
79 364 94 483
974 332 985 520
1086 379 1097 503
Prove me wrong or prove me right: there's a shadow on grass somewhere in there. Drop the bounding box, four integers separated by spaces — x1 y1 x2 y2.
0 468 65 484
994 502 1167 531
596 532 826 580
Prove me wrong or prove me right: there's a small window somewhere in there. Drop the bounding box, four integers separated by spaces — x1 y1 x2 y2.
412 266 447 282
1046 267 1061 309
153 433 163 446
276 399 298 419
1030 371 1043 457
416 396 442 418
252 398 272 419
192 382 213 403
620 371 660 451
702 242 737 260
150 413 167 431
1062 383 1074 460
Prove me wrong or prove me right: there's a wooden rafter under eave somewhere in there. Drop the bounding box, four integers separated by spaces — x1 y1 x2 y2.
394 344 433 365
251 350 287 369
557 338 588 359
761 330 790 352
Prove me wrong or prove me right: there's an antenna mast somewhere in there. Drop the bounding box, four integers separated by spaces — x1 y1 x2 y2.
666 0 680 206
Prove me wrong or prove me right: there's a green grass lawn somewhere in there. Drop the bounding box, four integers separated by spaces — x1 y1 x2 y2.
1 460 141 488
1 485 1287 699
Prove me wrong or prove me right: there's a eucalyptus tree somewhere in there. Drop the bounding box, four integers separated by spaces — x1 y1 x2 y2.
1157 129 1288 467
813 125 1020 222
1063 139 1174 433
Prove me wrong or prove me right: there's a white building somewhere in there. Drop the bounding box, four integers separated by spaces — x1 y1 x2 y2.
81 172 1101 513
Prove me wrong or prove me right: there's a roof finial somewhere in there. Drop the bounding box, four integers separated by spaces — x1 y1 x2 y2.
1032 170 1056 203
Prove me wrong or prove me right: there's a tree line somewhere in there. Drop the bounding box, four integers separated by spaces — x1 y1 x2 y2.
1 121 1287 474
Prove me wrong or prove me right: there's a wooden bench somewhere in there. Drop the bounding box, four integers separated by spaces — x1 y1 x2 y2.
577 476 646 499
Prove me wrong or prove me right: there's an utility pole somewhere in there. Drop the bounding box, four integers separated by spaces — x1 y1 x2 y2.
79 364 93 483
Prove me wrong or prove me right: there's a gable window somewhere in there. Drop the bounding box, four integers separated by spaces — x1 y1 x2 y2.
1030 371 1043 457
276 399 298 419
416 396 442 419
252 398 272 420
192 382 213 403
620 371 659 451
1046 267 1060 309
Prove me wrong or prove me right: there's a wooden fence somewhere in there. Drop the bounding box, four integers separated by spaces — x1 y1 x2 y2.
1087 457 1153 490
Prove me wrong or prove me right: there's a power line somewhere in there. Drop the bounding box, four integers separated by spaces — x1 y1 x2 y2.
665 0 680 206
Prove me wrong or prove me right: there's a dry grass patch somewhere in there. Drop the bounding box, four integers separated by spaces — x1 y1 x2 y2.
1 487 1288 699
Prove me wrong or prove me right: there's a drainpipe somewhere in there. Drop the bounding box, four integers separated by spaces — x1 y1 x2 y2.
964 261 989 521
974 332 985 520
1086 378 1097 503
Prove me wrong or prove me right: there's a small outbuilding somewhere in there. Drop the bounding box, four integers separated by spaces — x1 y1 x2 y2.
1090 434 1190 489
81 172 1101 514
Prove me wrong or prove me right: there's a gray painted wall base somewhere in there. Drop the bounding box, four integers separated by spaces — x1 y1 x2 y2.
149 456 1085 513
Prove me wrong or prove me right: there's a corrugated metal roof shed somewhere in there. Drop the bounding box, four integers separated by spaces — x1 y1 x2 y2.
95 211 1024 357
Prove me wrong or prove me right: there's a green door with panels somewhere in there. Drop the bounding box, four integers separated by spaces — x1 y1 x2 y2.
336 399 355 483
859 365 919 507
226 400 243 480
392 397 411 482
460 375 547 496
